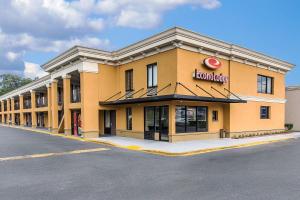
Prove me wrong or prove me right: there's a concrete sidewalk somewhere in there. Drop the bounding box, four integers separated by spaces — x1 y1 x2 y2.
2 124 298 156
90 132 300 155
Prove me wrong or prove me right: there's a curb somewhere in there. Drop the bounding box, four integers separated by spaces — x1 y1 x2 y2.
81 137 295 157
0 124 295 157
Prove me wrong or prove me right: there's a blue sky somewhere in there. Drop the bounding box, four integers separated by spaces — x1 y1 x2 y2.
0 0 299 86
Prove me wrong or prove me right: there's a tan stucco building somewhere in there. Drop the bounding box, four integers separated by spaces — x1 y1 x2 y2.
0 27 295 142
286 87 300 131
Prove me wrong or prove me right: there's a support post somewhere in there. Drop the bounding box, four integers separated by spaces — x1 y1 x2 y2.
80 72 99 138
63 75 71 135
19 95 24 126
47 84 52 130
11 98 15 125
31 90 37 128
1 101 4 123
51 80 59 133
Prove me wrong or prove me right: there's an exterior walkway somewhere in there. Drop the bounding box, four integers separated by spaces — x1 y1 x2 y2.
91 132 300 155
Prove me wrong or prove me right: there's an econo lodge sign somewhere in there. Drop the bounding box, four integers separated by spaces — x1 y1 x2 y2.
193 57 229 84
204 57 222 70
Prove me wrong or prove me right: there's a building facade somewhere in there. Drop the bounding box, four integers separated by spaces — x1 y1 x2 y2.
286 87 300 131
0 27 294 142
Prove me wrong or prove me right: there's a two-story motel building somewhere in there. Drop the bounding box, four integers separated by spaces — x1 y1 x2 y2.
0 27 294 142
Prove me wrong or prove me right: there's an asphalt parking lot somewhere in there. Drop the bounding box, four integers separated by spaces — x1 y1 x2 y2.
1 126 300 200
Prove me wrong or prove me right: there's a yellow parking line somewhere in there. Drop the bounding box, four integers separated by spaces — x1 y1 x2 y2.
0 148 109 162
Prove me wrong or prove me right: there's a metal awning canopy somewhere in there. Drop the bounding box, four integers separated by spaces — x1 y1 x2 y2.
99 94 246 106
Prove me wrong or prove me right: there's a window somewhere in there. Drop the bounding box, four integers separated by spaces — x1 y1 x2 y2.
125 69 133 92
257 75 273 94
147 63 157 88
176 106 208 133
260 106 270 119
126 107 132 130
212 110 218 121
71 84 81 103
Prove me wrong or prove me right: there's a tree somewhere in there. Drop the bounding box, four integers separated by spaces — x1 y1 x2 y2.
0 74 33 96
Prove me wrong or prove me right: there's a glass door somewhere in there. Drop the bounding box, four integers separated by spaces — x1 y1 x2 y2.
159 106 169 141
144 106 169 141
104 110 111 134
104 110 116 135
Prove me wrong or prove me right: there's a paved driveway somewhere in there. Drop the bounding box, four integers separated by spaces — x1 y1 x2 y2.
0 126 300 200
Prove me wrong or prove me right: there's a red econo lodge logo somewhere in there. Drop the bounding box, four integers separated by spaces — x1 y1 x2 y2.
204 57 222 70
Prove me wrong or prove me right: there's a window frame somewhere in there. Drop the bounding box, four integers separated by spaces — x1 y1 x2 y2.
257 75 274 94
125 69 134 92
176 106 208 133
260 106 270 119
147 63 158 88
212 110 218 121
126 107 132 130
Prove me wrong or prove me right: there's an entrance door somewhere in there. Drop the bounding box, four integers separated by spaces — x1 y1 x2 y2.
37 113 45 128
71 110 82 136
144 106 169 141
104 110 116 135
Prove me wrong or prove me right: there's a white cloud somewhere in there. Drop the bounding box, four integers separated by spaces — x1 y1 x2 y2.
0 0 221 75
24 62 48 79
96 0 222 28
5 51 22 62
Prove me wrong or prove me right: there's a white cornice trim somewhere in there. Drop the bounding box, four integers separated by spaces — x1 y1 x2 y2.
231 94 286 104
0 75 51 101
41 27 295 73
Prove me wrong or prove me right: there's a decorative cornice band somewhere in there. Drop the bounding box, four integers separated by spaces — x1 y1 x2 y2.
0 75 51 101
42 27 294 73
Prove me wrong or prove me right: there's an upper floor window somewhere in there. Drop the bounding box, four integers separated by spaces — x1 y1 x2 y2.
147 63 157 88
125 69 133 92
257 75 273 94
71 84 81 103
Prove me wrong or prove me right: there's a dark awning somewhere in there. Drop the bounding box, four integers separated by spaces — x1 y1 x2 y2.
99 94 246 106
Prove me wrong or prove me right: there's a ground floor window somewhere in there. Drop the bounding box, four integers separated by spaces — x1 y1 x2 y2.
126 107 132 130
24 113 32 126
212 110 218 121
176 106 208 133
15 114 20 125
260 106 270 119
36 112 45 128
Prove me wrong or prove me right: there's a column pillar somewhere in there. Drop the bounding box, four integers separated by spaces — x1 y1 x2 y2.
168 103 176 143
46 84 52 130
51 80 59 133
7 99 11 125
19 95 24 126
63 74 71 135
11 98 15 125
80 72 99 138
1 101 4 123
31 90 37 128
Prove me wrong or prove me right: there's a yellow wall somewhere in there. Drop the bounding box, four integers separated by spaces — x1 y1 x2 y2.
0 47 287 142
176 49 230 97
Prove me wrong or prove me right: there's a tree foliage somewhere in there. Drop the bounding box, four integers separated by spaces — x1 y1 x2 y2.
0 74 33 96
